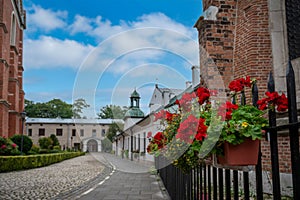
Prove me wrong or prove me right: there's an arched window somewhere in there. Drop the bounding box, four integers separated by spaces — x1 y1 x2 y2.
10 12 16 46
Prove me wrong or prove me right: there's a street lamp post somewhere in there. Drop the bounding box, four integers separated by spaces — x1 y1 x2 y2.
20 111 26 155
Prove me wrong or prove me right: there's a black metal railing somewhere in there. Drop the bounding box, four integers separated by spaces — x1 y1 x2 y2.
156 61 300 199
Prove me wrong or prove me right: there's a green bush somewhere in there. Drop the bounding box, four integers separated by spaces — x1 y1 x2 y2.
10 135 33 154
27 150 38 155
0 136 20 156
50 134 60 147
39 149 50 154
0 152 85 172
53 145 61 150
30 144 40 154
39 137 53 149
49 149 60 153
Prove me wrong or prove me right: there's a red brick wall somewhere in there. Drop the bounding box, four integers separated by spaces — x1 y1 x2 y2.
196 0 237 90
261 134 300 173
233 0 272 97
197 0 297 174
0 0 25 137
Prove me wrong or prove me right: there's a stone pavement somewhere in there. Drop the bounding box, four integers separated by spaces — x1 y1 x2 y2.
0 153 170 200
76 152 170 200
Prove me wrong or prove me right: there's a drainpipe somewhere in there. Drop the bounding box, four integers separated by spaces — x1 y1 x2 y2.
130 129 133 161
67 123 70 148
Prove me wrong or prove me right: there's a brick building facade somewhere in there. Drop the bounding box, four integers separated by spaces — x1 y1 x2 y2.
0 0 26 138
194 0 300 176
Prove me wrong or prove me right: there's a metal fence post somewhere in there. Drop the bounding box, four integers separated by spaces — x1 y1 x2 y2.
267 72 281 199
286 61 300 199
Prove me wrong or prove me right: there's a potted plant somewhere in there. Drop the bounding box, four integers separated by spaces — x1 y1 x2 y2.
214 77 288 166
147 76 288 170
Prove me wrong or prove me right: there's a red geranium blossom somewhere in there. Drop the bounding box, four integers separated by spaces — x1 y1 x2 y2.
276 93 288 111
12 143 17 148
197 87 210 105
218 101 239 120
153 132 167 149
195 118 208 141
257 91 288 112
1 144 6 149
178 92 196 111
176 115 208 143
165 111 178 122
176 115 198 144
154 110 166 121
228 76 251 92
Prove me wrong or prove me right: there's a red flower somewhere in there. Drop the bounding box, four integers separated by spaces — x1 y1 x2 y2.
276 93 288 111
257 98 268 110
165 111 177 122
178 92 196 111
176 115 208 143
154 110 166 121
228 79 244 92
228 76 252 92
153 132 167 149
147 132 152 138
176 115 198 144
195 118 208 141
12 143 17 148
197 87 210 105
257 91 288 112
1 144 6 149
243 76 252 87
218 102 239 120
266 91 279 101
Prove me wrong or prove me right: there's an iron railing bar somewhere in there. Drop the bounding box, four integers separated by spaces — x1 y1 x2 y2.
286 60 300 200
243 172 250 200
233 170 239 200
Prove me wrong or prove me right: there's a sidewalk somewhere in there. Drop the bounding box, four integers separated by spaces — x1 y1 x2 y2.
76 153 170 200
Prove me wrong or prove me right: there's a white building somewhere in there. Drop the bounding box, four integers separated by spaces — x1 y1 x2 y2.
26 118 123 152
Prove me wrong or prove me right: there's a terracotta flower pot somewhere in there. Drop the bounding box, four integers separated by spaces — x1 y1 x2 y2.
218 138 259 166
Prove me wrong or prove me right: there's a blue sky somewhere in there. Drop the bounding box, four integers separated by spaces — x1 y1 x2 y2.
23 0 203 117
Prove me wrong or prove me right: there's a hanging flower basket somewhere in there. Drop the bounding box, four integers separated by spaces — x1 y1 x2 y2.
217 138 259 166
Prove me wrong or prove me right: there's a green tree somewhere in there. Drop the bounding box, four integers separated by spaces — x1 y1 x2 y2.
106 122 124 142
25 98 73 118
49 134 60 147
101 138 112 152
10 135 33 154
98 105 127 119
72 98 90 118
47 99 73 118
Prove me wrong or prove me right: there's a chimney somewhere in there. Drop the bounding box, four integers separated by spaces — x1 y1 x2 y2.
191 66 200 87
186 81 192 88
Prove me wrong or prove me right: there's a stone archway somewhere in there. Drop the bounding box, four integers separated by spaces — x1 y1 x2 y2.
87 139 98 152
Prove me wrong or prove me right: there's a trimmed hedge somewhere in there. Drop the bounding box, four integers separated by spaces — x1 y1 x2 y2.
0 152 85 172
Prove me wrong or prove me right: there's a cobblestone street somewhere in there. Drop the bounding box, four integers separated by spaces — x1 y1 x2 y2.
0 154 105 200
0 153 169 200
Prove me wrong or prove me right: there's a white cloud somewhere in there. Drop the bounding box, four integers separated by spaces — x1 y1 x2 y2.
69 12 195 41
69 15 94 35
24 36 94 69
27 5 68 32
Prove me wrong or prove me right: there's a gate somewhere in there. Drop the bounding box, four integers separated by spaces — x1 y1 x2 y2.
155 61 300 199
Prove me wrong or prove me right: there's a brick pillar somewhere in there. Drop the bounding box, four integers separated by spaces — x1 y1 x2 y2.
195 0 237 91
0 100 9 138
